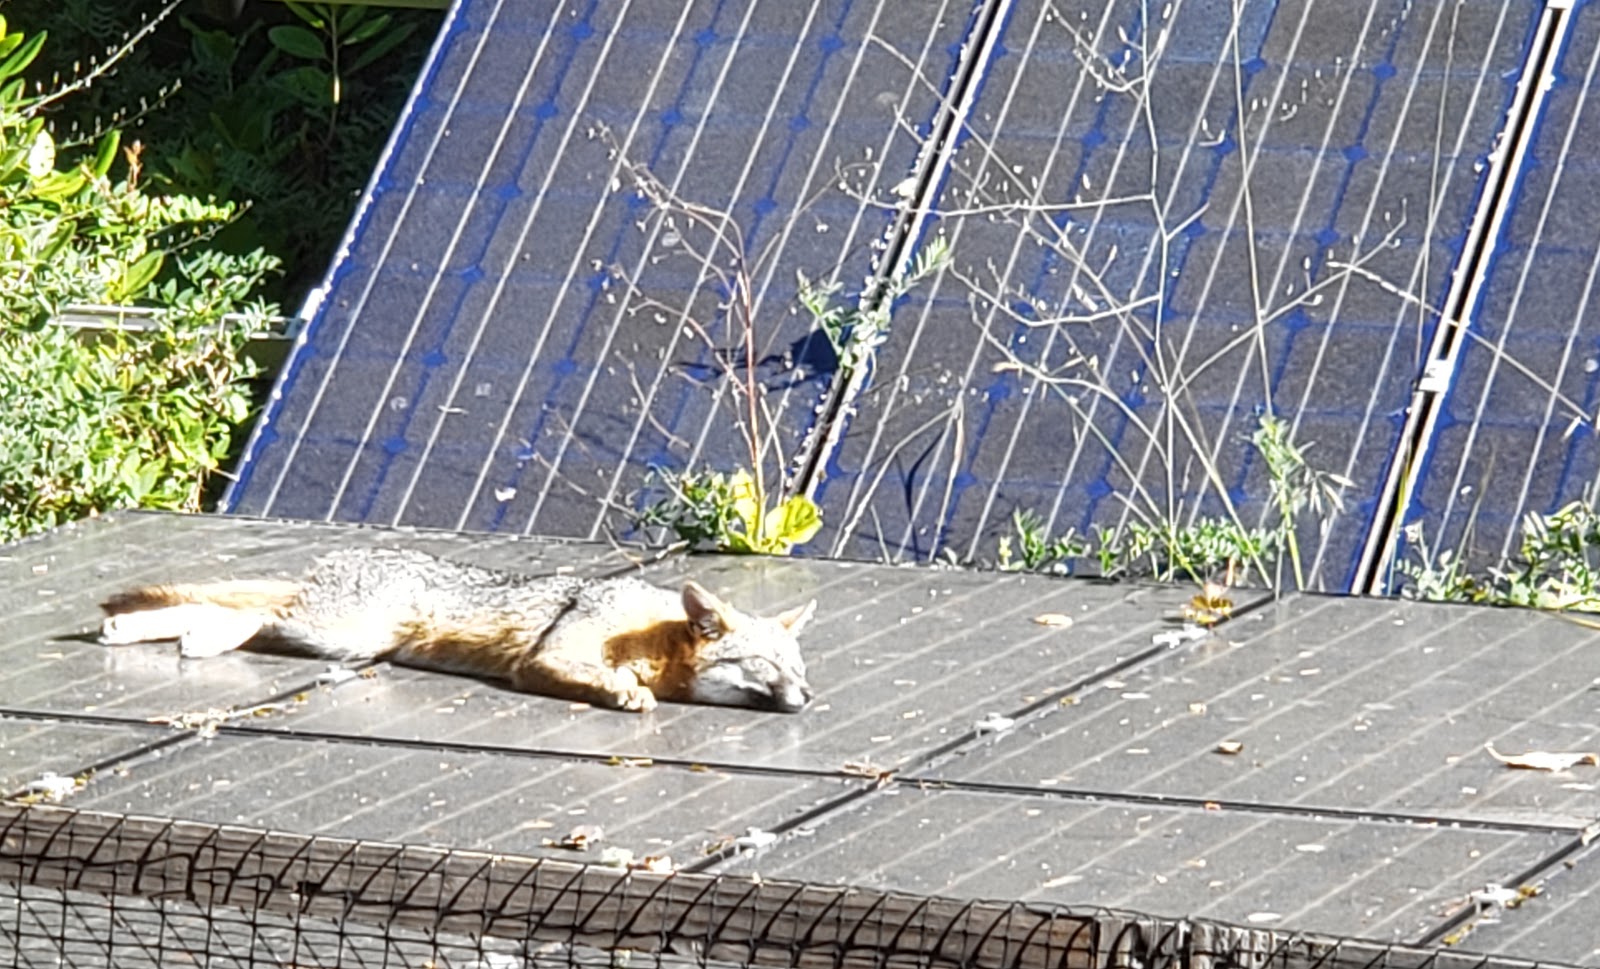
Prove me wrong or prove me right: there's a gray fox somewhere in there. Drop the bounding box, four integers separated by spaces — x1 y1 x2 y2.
99 548 815 713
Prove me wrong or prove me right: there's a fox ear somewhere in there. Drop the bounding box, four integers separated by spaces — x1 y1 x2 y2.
681 581 730 640
775 599 816 634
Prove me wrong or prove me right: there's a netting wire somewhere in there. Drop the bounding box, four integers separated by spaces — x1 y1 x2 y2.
0 802 1579 969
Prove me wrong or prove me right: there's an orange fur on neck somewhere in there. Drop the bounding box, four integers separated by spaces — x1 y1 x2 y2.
603 621 703 700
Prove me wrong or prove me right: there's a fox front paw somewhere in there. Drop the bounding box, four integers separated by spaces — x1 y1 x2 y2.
613 683 658 712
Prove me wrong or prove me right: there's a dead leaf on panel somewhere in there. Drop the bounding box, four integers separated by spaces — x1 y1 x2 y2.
1485 744 1599 772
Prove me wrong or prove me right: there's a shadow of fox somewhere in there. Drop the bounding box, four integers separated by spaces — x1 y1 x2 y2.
101 548 815 713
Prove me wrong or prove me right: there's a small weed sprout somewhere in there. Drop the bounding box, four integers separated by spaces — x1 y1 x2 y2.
798 235 951 373
1253 415 1353 589
997 509 1086 574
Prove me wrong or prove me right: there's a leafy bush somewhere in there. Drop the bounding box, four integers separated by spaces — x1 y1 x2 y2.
0 17 280 543
16 0 432 305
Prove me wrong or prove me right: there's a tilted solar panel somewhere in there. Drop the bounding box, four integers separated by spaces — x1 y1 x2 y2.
228 0 973 540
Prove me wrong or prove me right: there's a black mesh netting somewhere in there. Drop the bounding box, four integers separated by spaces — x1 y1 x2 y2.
0 802 1555 969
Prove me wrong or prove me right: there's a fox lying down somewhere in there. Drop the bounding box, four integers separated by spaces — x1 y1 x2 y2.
100 548 816 713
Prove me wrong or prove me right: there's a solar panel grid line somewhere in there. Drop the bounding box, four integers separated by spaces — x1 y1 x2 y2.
384 7 632 532
1365 1 1571 578
1436 11 1600 565
315 7 572 526
1160 0 1421 570
1411 842 1597 953
886 0 1120 562
216 9 466 518
499 0 928 540
1448 862 1600 959
945 0 1160 565
800 0 1019 558
1295 1 1529 589
1130 812 1535 943
893 0 1263 564
446 0 695 535
649 0 975 529
522 0 786 537
1164 609 1600 817
73 732 785 862
1107 0 1478 582
962 0 1255 562
1108 0 1371 545
713 781 1527 943
772 590 1161 765
2 547 333 715
820 0 1138 560
1284 0 1470 586
3 515 177 609
584 0 881 540
1018 791 1492 939
1353 2 1569 593
250 0 501 517
1093 0 1317 547
771 5 977 501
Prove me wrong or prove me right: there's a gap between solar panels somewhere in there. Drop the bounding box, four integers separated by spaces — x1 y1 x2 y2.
1351 0 1577 596
2 801 1575 969
788 0 1015 499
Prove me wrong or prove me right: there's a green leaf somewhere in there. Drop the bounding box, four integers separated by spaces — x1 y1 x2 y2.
114 251 165 302
336 4 370 33
275 65 334 107
91 130 121 178
29 169 86 202
0 29 45 83
283 2 325 29
343 12 390 46
763 495 821 552
347 21 418 75
268 24 325 61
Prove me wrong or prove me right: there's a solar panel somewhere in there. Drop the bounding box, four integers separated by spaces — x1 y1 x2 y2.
811 0 1539 589
227 0 974 539
1402 3 1600 577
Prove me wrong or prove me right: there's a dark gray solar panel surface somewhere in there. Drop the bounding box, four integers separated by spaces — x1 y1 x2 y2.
5 513 1599 961
944 593 1600 825
816 0 1537 589
725 786 1568 943
1409 2 1600 571
228 0 970 539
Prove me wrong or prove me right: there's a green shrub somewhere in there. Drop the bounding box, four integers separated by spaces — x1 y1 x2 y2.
0 17 280 543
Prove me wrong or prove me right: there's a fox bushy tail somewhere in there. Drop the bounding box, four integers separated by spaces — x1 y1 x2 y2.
101 580 302 616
